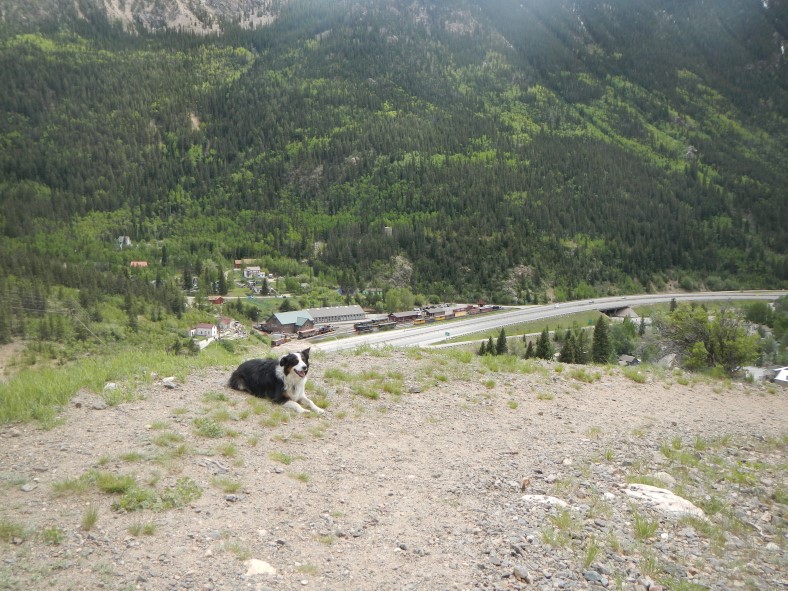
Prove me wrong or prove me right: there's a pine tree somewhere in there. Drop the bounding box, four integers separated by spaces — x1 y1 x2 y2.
535 327 554 360
525 340 534 359
478 340 487 356
575 328 591 364
495 328 508 355
592 316 613 363
559 330 576 363
638 317 646 337
218 268 228 295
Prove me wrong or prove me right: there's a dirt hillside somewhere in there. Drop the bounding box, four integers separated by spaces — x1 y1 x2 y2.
1 347 786 591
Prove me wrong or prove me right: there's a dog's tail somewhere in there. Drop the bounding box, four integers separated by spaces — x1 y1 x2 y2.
228 371 246 392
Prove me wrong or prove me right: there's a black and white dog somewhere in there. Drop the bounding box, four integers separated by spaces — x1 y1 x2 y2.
228 348 323 414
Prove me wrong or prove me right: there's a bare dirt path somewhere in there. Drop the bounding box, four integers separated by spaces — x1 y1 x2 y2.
1 348 786 591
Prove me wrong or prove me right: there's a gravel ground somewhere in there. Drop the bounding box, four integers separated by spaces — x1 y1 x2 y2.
1 346 786 591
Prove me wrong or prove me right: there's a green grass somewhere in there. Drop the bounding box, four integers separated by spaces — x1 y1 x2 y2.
261 408 291 427
269 451 295 465
128 521 157 536
223 541 252 560
81 504 99 531
112 477 202 512
569 368 602 383
152 431 184 447
583 538 601 568
41 526 66 545
622 366 647 383
90 471 137 494
0 344 241 425
632 510 659 540
0 519 25 542
193 418 225 438
217 442 237 458
212 477 242 493
52 476 91 496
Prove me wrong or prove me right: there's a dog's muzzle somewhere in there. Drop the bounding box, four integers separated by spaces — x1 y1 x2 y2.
294 369 307 378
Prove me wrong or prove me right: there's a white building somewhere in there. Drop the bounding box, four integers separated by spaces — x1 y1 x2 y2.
190 323 218 339
244 266 263 279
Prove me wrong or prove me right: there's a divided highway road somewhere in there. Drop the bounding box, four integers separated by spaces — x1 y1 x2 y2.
315 291 787 353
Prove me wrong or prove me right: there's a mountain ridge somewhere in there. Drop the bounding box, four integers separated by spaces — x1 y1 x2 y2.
0 0 786 308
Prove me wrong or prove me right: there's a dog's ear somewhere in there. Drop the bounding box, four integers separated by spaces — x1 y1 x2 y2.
279 354 289 367
301 348 310 361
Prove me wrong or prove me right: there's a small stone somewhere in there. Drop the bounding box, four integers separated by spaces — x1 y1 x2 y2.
244 559 276 576
104 382 117 391
20 483 37 492
513 565 532 583
583 570 601 583
764 542 780 552
652 471 676 486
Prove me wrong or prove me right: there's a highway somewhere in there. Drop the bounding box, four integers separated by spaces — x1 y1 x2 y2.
314 291 787 353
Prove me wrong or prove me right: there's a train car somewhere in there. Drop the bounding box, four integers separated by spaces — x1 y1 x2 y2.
297 328 318 339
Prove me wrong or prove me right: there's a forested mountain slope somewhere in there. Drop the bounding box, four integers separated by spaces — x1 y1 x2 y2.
1 0 786 307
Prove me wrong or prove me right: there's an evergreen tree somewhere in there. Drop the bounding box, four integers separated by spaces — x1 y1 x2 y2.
535 327 554 360
495 328 508 355
486 336 495 355
575 328 591 364
592 316 613 363
478 340 487 356
559 330 576 363
639 316 646 337
218 268 228 295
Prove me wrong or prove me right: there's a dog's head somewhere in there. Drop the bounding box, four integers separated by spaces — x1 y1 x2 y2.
280 348 310 379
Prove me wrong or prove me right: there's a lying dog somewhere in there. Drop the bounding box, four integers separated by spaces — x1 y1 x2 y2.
228 348 323 414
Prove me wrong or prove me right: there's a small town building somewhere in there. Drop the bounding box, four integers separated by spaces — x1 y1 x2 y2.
130 261 148 268
306 305 366 324
234 258 257 269
264 311 315 334
244 266 263 279
389 310 423 323
190 323 218 339
208 296 224 305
